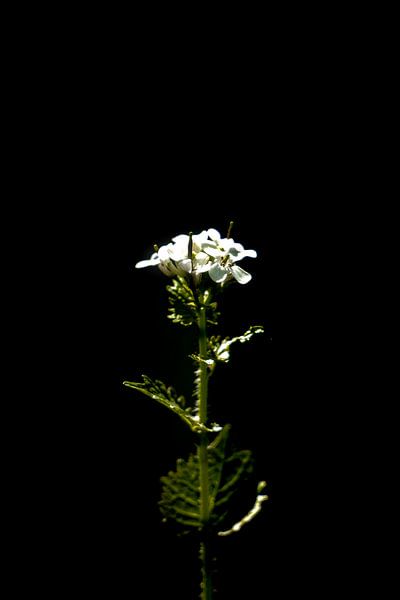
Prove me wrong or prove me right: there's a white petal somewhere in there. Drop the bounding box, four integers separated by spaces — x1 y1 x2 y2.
193 252 211 272
158 245 171 261
168 243 188 261
232 242 245 252
219 238 236 252
196 262 212 273
207 228 221 241
195 230 209 243
172 234 189 244
166 245 176 259
232 249 257 262
192 230 209 253
202 242 224 258
208 263 228 283
171 236 192 261
231 265 252 284
135 253 160 268
241 249 257 258
178 259 192 273
195 251 209 264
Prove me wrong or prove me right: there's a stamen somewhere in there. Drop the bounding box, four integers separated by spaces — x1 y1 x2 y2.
227 221 234 239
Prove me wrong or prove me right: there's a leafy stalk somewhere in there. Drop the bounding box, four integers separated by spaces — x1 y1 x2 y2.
122 375 221 434
126 255 268 597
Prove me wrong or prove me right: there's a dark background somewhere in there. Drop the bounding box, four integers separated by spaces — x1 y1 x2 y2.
7 11 369 596
11 24 305 595
23 202 283 597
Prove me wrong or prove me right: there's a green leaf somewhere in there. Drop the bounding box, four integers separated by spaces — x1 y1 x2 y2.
189 354 215 367
200 289 220 326
123 375 221 434
166 277 220 327
159 428 254 533
166 276 198 327
208 325 264 364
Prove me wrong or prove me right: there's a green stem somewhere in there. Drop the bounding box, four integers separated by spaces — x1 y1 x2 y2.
198 305 212 599
198 306 208 424
200 540 213 600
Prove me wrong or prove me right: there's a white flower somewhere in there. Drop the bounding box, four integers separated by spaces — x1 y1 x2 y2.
135 230 211 277
135 227 257 285
200 229 257 285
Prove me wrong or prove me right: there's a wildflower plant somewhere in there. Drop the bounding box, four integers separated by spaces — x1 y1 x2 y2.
124 222 268 599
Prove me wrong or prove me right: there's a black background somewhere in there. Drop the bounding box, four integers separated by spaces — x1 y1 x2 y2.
22 200 284 597
11 83 312 593
6 9 371 596
10 26 311 596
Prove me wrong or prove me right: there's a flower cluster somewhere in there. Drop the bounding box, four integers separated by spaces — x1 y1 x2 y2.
135 228 257 285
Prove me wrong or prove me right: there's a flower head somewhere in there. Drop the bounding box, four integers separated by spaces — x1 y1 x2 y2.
135 227 257 285
201 228 257 284
135 231 209 277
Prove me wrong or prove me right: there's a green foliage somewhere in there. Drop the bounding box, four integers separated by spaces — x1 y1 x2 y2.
129 229 267 598
123 375 222 434
193 364 202 407
200 289 220 327
190 326 264 383
166 277 220 327
159 426 254 532
208 325 264 364
167 277 198 327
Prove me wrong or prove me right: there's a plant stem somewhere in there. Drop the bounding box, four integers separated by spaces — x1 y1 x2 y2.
198 305 212 599
198 306 208 425
200 540 213 600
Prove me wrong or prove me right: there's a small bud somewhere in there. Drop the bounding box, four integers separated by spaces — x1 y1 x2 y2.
257 480 267 493
227 220 234 239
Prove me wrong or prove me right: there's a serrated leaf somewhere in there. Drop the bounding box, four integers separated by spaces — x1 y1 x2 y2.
208 325 264 363
159 429 253 533
123 375 221 433
166 277 220 328
166 276 198 327
189 354 215 367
